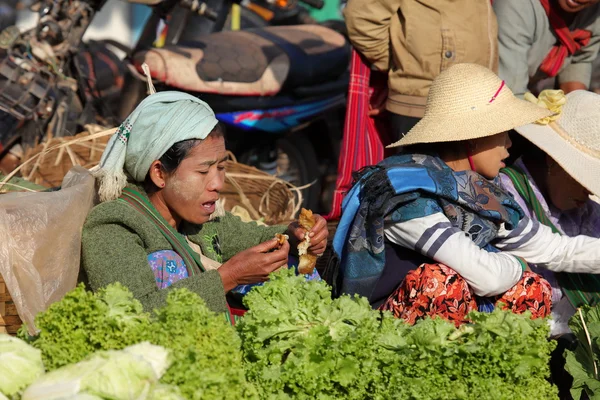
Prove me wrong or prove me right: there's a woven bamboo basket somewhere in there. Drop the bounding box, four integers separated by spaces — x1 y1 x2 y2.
0 273 21 335
5 130 302 223
222 153 301 225
18 124 112 188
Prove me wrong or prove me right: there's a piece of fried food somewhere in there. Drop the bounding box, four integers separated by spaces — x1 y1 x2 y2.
298 253 317 275
297 208 317 274
299 208 316 230
275 233 289 247
272 233 290 271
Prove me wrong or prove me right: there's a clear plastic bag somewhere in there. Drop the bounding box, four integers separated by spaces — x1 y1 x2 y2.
0 167 95 334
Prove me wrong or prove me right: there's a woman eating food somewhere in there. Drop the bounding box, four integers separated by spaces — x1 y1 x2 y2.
333 63 600 327
81 91 328 317
501 89 600 333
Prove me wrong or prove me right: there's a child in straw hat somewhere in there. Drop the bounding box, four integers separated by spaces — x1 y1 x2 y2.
501 89 600 335
333 63 600 327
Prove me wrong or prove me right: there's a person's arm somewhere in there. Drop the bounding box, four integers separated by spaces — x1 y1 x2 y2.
384 213 524 297
557 14 600 92
495 217 600 273
82 222 229 313
343 0 398 71
493 0 537 97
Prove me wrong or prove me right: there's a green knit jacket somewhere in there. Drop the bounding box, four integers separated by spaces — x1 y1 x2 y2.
81 184 286 313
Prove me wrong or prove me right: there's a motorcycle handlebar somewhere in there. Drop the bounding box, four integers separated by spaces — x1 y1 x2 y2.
179 0 218 20
201 6 219 20
299 0 324 9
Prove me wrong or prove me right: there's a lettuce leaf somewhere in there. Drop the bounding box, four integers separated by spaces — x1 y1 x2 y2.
565 306 600 400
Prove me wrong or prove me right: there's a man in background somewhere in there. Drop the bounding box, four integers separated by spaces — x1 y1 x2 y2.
344 0 498 141
495 0 600 97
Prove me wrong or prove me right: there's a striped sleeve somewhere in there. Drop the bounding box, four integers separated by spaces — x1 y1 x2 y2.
384 213 523 297
496 217 600 274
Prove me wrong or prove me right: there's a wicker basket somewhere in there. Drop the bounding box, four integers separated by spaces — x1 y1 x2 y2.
18 125 112 188
4 128 301 224
222 154 301 224
0 273 22 335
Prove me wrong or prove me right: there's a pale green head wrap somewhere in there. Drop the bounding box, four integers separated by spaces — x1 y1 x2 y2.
93 91 218 202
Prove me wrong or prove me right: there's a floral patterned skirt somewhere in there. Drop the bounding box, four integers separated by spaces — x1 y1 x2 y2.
380 263 552 326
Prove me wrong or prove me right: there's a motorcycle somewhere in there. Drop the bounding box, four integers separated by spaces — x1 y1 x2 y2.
171 0 321 43
121 0 350 210
0 0 128 174
0 0 349 211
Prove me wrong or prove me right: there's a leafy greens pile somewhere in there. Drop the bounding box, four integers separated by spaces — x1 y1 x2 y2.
17 284 254 400
239 269 558 400
4 270 558 400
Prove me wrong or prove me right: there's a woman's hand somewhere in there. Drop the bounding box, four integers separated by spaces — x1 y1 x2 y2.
368 83 389 117
287 213 328 257
218 238 290 291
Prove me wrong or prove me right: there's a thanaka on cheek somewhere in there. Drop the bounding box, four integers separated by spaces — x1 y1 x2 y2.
168 175 199 203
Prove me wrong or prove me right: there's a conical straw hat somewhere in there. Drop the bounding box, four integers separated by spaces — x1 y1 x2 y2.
515 90 600 198
388 64 553 148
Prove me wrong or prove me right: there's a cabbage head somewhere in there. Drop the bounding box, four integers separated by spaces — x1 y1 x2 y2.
0 334 45 397
22 342 170 400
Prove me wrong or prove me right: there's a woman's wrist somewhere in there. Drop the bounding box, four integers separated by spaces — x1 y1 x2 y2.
218 264 238 292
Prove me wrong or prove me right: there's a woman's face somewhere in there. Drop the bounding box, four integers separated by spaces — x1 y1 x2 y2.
545 159 591 211
470 132 512 179
162 135 227 225
557 0 600 13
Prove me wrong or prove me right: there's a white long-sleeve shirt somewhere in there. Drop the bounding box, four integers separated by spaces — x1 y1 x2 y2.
384 213 600 297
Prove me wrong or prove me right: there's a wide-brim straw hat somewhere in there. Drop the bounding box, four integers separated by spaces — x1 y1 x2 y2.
514 90 600 198
388 64 553 148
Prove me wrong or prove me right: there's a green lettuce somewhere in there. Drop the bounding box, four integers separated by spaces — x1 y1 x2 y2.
378 308 557 399
149 289 257 400
19 284 152 370
23 284 255 400
15 270 559 400
239 269 397 399
239 269 558 400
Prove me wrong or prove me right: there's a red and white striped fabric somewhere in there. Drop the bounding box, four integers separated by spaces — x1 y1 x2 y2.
326 50 390 220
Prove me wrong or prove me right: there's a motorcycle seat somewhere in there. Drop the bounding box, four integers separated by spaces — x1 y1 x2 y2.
133 24 349 97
